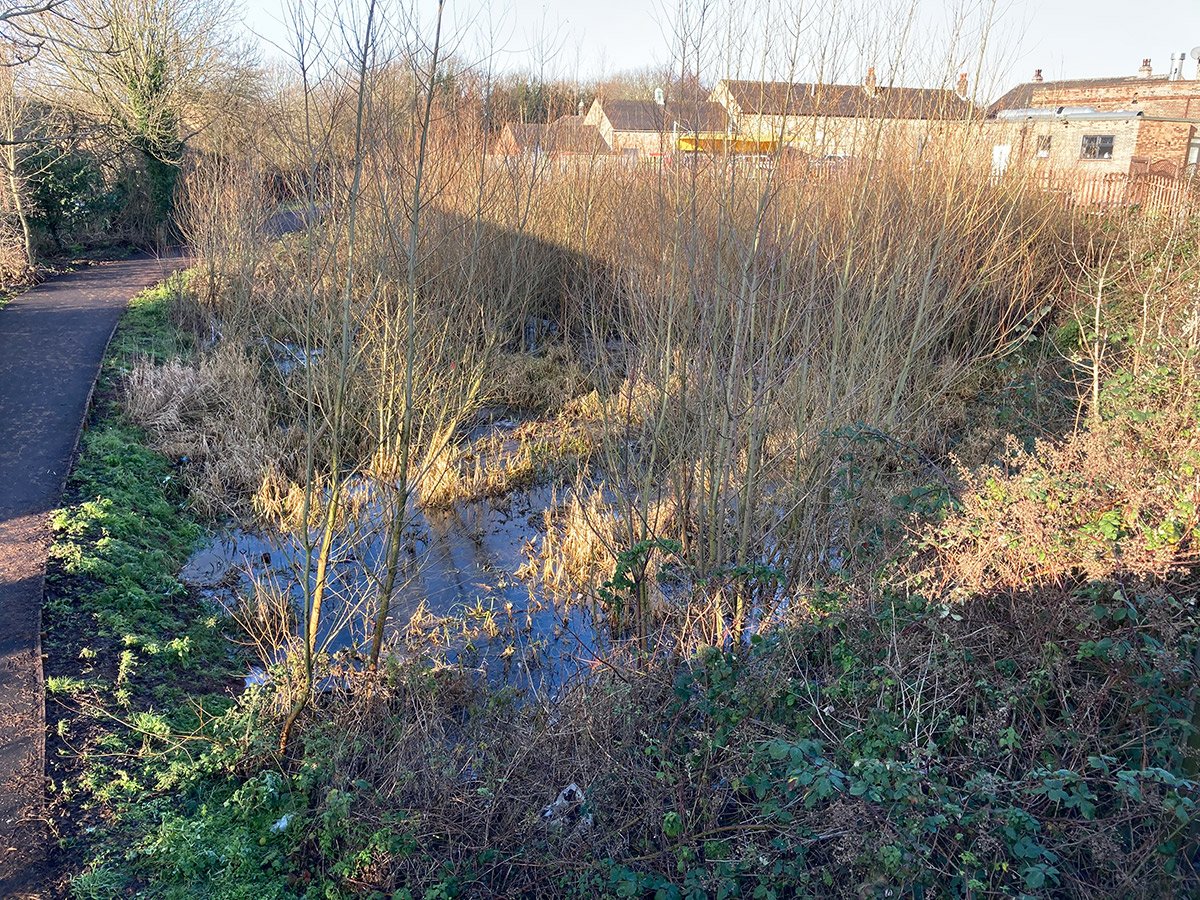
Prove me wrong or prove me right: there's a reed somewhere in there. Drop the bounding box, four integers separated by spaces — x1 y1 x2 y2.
157 0 1098 710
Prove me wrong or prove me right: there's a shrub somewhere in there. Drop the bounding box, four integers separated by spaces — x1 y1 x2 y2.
22 145 120 252
921 401 1200 597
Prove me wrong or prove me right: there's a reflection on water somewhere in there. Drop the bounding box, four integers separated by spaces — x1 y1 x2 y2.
182 478 600 695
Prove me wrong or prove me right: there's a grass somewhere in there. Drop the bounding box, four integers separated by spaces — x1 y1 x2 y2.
42 280 244 896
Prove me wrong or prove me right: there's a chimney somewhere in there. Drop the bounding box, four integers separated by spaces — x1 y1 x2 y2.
864 66 878 97
1138 58 1153 78
956 72 969 99
1033 68 1043 83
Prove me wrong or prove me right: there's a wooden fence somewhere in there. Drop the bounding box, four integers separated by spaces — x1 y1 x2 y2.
1028 171 1200 218
492 151 1200 218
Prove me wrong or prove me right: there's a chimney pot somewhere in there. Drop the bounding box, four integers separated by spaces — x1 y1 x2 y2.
956 72 969 99
1033 68 1043 82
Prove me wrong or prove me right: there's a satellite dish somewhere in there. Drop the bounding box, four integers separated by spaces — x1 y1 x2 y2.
1191 46 1200 61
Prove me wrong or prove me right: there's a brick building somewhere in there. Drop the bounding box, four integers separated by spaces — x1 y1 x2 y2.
988 58 1200 176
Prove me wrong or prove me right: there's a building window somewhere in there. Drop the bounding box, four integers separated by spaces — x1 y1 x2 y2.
1081 134 1115 160
1035 135 1051 158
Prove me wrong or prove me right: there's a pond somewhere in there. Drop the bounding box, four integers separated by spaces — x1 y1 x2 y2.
181 415 602 695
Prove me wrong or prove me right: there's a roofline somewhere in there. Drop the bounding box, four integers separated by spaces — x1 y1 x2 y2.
715 76 969 91
995 107 1145 121
1015 75 1173 88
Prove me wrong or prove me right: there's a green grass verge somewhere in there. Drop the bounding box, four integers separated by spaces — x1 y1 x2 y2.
43 279 244 898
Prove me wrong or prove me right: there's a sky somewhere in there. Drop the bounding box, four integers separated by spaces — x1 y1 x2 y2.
238 0 1200 101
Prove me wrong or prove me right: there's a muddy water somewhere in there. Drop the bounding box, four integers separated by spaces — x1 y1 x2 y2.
182 418 600 694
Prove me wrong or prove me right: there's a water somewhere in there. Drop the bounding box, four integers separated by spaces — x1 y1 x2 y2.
181 418 601 695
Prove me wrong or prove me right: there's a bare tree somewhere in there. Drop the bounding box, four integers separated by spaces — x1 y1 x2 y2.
0 0 84 64
45 0 255 223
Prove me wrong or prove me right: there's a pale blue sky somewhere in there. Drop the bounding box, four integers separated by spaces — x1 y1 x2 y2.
238 0 1200 100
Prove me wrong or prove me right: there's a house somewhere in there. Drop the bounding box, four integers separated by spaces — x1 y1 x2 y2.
541 115 610 156
987 58 1200 176
582 97 729 158
495 122 548 156
707 71 975 157
496 115 609 158
578 73 974 160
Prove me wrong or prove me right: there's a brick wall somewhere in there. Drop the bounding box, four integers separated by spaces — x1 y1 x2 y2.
734 113 956 158
1132 120 1195 174
1019 78 1200 119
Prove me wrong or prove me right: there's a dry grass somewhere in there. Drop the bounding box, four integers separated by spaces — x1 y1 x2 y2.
925 416 1198 595
520 484 618 602
123 345 287 517
418 420 599 509
149 141 1095 649
144 28 1118 680
490 344 593 413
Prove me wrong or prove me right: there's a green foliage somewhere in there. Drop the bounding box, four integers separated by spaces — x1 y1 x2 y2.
22 145 121 251
599 538 682 635
71 862 130 900
43 280 238 894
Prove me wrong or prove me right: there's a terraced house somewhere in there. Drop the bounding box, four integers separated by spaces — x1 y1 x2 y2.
581 96 730 157
707 71 976 157
495 55 1200 178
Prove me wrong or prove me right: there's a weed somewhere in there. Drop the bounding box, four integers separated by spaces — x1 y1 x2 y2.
42 281 243 891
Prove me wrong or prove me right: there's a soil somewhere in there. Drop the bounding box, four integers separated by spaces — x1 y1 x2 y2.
0 254 182 898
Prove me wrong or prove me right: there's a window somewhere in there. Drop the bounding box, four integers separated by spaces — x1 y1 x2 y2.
1081 134 1115 160
1035 135 1051 158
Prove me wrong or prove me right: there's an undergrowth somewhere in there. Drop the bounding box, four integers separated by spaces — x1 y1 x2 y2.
44 239 1200 899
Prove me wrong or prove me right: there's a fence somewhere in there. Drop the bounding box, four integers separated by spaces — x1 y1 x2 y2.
492 150 1200 218
1028 171 1200 218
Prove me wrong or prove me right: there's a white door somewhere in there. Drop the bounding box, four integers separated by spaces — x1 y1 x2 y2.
992 143 1011 177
